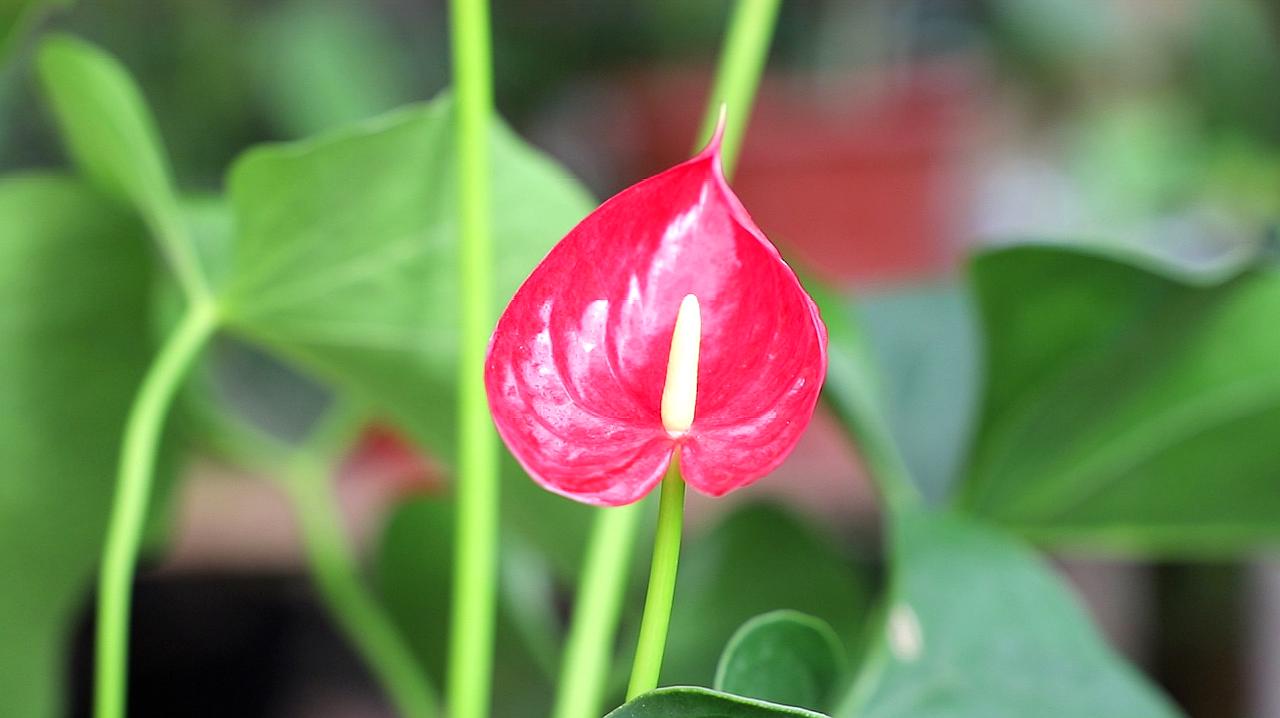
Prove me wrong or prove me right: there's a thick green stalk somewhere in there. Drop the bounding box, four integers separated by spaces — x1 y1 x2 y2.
95 302 217 718
626 462 687 700
696 0 783 177
446 1 499 717
551 503 643 718
284 450 439 718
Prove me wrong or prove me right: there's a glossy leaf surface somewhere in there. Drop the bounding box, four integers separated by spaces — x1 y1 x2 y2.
837 510 1180 718
609 687 829 718
486 136 827 505
0 176 152 718
715 610 845 712
961 244 1280 553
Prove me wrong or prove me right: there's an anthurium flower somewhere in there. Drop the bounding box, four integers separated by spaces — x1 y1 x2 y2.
485 126 828 507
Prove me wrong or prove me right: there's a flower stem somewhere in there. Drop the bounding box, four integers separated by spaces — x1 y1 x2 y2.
696 0 783 179
551 503 643 718
553 3 783 711
95 301 216 718
282 419 439 718
447 0 499 717
626 460 687 700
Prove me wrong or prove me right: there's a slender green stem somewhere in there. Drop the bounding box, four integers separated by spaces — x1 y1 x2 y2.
856 415 920 513
551 503 644 718
695 0 782 178
95 302 217 718
626 461 687 700
284 444 439 718
446 1 498 717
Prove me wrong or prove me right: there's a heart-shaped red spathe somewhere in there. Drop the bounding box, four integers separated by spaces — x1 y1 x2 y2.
485 130 828 507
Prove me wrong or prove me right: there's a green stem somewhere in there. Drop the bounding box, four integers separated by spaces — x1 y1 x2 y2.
551 503 644 718
695 0 783 178
856 415 920 513
446 0 498 717
283 444 439 718
626 461 687 700
95 302 217 718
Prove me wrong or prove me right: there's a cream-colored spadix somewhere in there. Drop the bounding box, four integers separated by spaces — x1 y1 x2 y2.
661 294 701 438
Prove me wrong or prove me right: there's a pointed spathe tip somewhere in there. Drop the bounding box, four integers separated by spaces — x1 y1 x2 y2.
694 103 729 162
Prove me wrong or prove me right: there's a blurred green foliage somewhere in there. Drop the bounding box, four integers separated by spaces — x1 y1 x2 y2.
962 244 1280 554
838 509 1180 718
0 176 153 718
5 1 1280 716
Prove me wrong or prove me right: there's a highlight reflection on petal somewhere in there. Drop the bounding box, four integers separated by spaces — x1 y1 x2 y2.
485 134 827 506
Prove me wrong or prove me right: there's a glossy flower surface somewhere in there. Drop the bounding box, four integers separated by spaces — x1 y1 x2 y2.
484 131 828 506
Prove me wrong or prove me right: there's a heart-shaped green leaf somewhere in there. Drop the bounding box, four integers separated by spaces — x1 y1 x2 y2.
837 509 1180 718
961 243 1280 553
219 94 597 574
608 687 830 717
715 610 845 712
0 175 153 718
220 94 594 461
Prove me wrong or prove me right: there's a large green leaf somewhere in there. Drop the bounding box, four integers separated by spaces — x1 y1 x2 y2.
220 94 593 461
219 95 596 576
662 503 867 688
0 175 153 718
837 510 1180 718
715 610 845 712
37 35 183 236
609 687 830 718
960 244 1280 553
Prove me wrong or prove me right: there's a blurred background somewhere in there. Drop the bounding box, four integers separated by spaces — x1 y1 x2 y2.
4 0 1280 716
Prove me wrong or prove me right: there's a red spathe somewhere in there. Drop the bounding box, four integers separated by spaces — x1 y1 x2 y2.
485 131 828 506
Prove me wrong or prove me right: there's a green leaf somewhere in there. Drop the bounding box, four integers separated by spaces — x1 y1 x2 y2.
837 510 1180 718
37 35 182 234
663 503 867 688
715 610 845 712
857 282 981 503
609 687 830 717
219 95 597 576
0 174 153 718
220 95 594 462
960 244 1280 554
